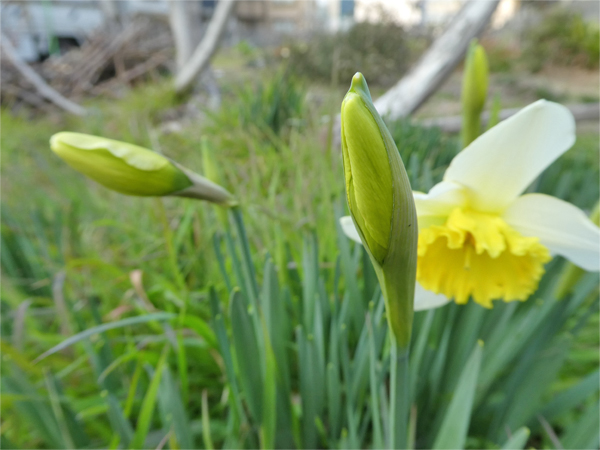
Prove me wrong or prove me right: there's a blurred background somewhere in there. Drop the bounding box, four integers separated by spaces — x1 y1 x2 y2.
2 0 599 116
1 1 599 449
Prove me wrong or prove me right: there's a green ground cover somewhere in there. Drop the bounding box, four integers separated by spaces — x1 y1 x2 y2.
1 66 598 449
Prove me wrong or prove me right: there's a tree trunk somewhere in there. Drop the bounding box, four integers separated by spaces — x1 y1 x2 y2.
1 33 86 116
373 0 500 119
174 0 236 93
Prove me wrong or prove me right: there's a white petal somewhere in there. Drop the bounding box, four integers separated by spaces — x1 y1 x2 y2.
503 194 600 271
414 181 467 229
443 100 575 213
340 216 362 243
414 282 451 311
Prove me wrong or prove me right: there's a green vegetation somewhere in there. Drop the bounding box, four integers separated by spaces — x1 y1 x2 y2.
522 8 600 72
2 62 599 450
286 20 420 87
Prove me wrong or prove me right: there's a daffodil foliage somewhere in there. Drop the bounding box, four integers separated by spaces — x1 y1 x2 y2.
342 100 600 309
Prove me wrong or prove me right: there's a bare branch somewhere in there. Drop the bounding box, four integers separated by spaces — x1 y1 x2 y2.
374 0 500 119
1 32 87 116
419 103 600 133
169 0 195 71
174 0 236 93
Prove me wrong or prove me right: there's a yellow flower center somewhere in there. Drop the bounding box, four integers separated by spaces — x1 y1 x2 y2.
417 208 551 308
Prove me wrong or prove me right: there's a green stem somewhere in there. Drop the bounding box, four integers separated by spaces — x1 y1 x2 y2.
390 341 409 450
460 112 481 149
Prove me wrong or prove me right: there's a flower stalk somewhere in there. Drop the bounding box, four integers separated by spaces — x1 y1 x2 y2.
341 72 417 449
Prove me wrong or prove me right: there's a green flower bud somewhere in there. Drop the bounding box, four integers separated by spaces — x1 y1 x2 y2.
461 40 489 148
50 132 236 205
341 73 418 348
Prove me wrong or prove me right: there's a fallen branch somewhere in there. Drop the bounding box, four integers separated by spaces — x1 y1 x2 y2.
1 33 87 116
90 49 171 95
2 83 54 112
419 103 600 132
332 0 499 147
374 0 500 120
174 0 236 93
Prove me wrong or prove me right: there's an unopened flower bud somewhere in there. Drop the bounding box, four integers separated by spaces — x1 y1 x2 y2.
461 40 489 148
341 73 418 347
50 132 235 206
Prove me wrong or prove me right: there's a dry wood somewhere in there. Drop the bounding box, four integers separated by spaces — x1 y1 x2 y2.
174 0 236 93
419 103 600 132
332 0 500 147
374 0 500 119
170 0 196 71
90 49 171 95
1 33 87 116
2 83 54 112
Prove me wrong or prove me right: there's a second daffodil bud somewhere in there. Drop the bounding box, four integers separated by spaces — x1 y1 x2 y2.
50 132 236 206
461 39 489 148
341 73 418 348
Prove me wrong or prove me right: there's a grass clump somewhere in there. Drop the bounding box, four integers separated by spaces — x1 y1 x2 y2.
1 70 599 449
522 8 600 72
286 20 416 87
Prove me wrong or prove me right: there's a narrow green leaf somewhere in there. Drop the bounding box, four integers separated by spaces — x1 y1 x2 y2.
44 371 75 449
433 341 483 450
213 233 233 292
230 207 260 304
209 288 246 424
540 368 599 422
230 289 263 422
366 310 383 450
494 331 572 438
157 366 193 449
302 232 319 332
202 390 214 450
130 345 169 449
500 427 530 450
181 315 217 348
445 302 485 395
410 308 435 399
260 337 277 450
98 350 139 384
175 331 189 406
105 393 134 448
35 313 175 362
5 367 64 448
560 399 600 450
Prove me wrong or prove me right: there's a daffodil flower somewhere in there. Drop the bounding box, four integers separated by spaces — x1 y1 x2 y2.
341 100 600 309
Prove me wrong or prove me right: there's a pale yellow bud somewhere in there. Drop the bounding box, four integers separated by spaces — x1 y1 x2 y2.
50 132 235 205
340 73 418 347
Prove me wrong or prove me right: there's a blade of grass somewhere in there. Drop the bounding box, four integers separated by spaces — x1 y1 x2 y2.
157 366 193 449
35 312 175 362
366 310 384 450
433 341 483 450
500 427 530 450
230 288 263 422
130 345 170 450
202 390 214 450
560 399 599 450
